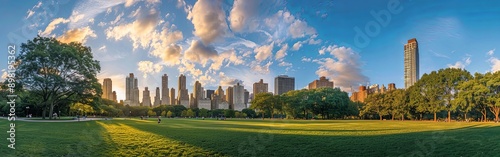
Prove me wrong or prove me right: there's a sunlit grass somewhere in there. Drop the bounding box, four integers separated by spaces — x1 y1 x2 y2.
1 118 499 156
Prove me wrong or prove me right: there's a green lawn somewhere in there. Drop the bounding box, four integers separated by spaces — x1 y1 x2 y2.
1 118 499 156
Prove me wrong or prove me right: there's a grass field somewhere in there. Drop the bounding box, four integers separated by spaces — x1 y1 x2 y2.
1 118 499 156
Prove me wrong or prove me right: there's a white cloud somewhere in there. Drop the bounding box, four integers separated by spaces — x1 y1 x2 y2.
251 61 273 74
178 60 203 77
25 1 42 19
98 45 107 51
219 72 244 87
137 61 163 78
229 0 262 32
448 57 471 69
57 26 97 44
275 44 288 60
210 49 244 71
308 34 322 45
490 58 500 72
69 0 130 29
278 61 292 67
289 19 316 39
314 45 369 91
487 49 500 72
40 18 70 36
184 40 218 67
254 42 274 61
292 41 303 51
187 0 227 44
106 7 160 50
487 49 495 56
301 57 312 62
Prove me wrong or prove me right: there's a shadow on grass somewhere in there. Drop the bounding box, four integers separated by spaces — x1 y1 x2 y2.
120 120 500 157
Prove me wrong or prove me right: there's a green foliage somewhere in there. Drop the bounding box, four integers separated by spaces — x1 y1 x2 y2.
166 111 173 118
147 110 156 117
15 36 101 119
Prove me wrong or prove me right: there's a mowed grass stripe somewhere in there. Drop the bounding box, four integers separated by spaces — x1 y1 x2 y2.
96 121 225 157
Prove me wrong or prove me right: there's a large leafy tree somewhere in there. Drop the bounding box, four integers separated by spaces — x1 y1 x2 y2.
250 92 274 119
485 71 500 122
439 68 472 122
387 89 409 120
15 36 101 119
361 93 389 120
455 73 488 121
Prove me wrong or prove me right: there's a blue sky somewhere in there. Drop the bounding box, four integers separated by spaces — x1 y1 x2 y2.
1 0 499 101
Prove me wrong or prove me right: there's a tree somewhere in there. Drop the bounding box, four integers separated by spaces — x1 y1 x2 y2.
388 89 409 120
224 109 235 118
147 110 156 117
250 93 274 119
181 110 187 117
199 108 209 117
160 111 166 117
186 109 194 118
15 36 101 119
485 71 500 122
439 68 472 122
410 72 445 121
362 93 389 120
166 111 173 118
455 73 486 121
241 108 256 118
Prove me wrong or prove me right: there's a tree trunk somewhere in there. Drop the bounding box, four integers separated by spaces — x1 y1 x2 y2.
379 114 383 120
391 114 394 120
448 111 451 122
42 108 46 119
434 112 437 122
464 112 468 122
49 102 55 120
262 113 265 120
401 115 404 121
420 113 423 121
489 106 500 122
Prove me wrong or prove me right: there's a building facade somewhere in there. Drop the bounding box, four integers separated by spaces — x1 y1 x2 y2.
226 86 234 109
125 73 140 106
233 83 246 111
170 88 176 105
404 38 419 89
142 87 151 107
177 74 189 107
154 87 161 106
102 78 113 100
308 76 334 89
161 74 169 105
206 90 214 99
275 75 295 95
253 79 268 96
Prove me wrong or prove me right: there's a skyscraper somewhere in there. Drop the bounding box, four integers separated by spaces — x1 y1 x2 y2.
233 83 245 111
125 73 139 106
275 75 295 95
404 38 419 89
193 81 202 108
161 74 169 105
112 91 117 102
206 90 214 99
308 76 334 89
253 79 268 96
226 86 234 109
142 87 151 107
154 87 161 106
170 88 176 105
102 78 112 100
177 74 189 108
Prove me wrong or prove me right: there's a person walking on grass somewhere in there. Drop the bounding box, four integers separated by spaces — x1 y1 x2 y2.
158 116 161 124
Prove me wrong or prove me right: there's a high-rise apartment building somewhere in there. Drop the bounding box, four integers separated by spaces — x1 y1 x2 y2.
112 91 117 102
308 76 334 89
102 78 113 100
177 74 189 107
125 73 140 106
253 79 268 96
226 86 234 109
275 75 295 95
154 87 161 106
170 88 176 105
193 81 203 108
206 90 214 99
404 38 419 89
233 83 245 111
161 74 169 105
142 87 151 107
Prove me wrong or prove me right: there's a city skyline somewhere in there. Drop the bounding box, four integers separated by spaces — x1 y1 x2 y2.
1 0 500 101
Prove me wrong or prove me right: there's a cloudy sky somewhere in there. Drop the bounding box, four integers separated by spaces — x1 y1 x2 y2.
1 0 499 101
